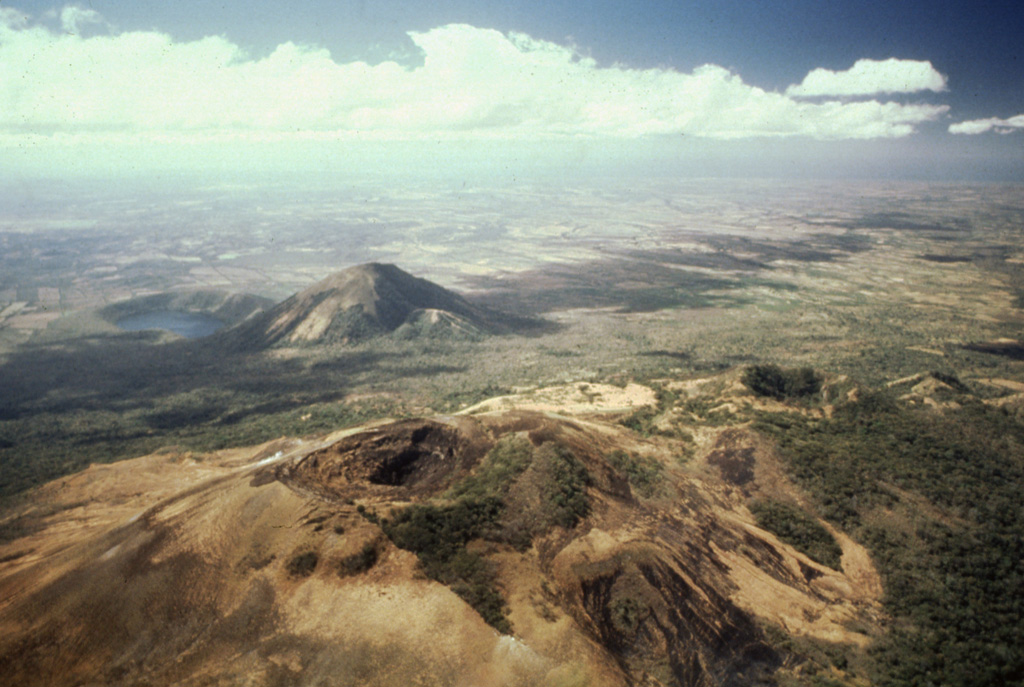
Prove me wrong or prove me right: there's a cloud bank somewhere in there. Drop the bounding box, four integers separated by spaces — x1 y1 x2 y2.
949 114 1024 135
786 58 947 97
0 8 949 149
58 6 105 34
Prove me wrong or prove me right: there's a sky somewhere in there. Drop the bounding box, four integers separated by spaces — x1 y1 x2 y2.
1 1 1022 183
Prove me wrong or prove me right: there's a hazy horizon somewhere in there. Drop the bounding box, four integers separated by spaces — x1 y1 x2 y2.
2 2 1022 185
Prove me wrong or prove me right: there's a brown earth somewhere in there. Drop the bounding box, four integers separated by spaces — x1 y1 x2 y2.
0 389 882 687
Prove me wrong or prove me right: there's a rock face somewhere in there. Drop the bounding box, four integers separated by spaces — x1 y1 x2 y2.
0 389 883 687
226 263 505 348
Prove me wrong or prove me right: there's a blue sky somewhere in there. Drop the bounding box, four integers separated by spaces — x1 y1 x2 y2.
85 0 1021 117
2 1 1022 181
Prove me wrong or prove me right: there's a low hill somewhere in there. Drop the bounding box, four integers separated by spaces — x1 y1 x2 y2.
223 263 522 348
100 289 274 326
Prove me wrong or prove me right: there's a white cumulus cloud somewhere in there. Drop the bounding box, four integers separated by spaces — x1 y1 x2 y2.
0 11 949 148
949 114 1024 135
787 58 947 97
60 6 104 34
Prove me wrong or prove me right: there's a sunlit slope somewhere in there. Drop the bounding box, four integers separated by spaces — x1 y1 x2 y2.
223 263 517 348
0 379 882 687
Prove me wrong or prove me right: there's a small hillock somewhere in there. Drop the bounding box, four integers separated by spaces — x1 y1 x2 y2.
99 289 273 326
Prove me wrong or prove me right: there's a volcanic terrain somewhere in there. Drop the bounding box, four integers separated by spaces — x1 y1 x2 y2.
0 376 883 687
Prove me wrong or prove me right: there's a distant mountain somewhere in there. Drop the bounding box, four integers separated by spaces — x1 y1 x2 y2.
225 263 520 348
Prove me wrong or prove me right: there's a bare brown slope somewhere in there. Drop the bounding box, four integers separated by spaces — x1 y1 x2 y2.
0 400 882 687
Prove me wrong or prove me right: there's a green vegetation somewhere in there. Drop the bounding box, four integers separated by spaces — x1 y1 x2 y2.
749 500 842 571
6 216 1019 504
4 188 1024 686
338 543 378 577
384 498 503 564
447 435 533 500
537 443 591 528
606 449 663 498
382 497 510 633
758 620 862 687
742 364 821 401
285 551 319 578
0 394 396 501
381 438 592 633
0 312 722 502
5 184 1024 686
608 596 649 636
619 405 660 436
756 392 1024 687
618 384 688 437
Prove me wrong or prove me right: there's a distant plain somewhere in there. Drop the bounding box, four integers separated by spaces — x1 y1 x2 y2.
1 178 1022 498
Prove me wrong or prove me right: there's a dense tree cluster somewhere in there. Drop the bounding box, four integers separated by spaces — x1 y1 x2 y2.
757 393 1024 687
749 499 842 571
742 364 821 400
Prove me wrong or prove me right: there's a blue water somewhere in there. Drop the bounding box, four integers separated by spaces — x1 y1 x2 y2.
116 310 224 339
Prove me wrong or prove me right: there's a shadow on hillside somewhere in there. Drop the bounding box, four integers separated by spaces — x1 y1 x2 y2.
0 333 396 420
463 232 871 317
463 256 780 316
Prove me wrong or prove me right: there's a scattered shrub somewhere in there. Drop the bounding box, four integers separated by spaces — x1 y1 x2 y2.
619 405 659 435
381 440 591 632
356 504 380 524
606 449 663 498
382 497 511 633
609 596 649 636
447 435 534 500
929 370 970 393
286 551 319 577
338 542 378 576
